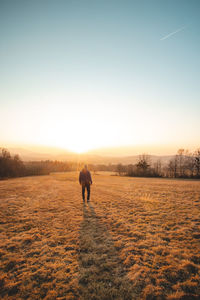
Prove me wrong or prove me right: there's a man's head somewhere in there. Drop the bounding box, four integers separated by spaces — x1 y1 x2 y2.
82 164 87 172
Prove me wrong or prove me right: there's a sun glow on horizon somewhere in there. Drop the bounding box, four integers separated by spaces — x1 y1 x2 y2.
0 1 200 155
2 102 199 156
62 143 93 154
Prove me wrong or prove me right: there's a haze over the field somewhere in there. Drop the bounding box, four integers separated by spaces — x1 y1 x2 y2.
1 0 200 154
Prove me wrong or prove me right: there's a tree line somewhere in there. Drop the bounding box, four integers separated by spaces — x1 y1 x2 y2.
0 148 75 179
0 148 117 179
116 149 200 178
0 148 200 179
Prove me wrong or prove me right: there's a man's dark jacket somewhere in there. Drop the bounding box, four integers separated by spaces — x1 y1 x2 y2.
79 170 92 185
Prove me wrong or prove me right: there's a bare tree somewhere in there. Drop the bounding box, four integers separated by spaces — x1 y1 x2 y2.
136 154 151 176
194 149 200 177
0 148 24 178
177 149 185 177
153 160 162 177
116 163 125 176
168 155 178 178
183 151 195 177
127 164 135 176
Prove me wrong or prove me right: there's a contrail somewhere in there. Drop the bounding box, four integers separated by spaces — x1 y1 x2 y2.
160 26 186 41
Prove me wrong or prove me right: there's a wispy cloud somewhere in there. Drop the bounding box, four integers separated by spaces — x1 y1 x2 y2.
160 26 186 41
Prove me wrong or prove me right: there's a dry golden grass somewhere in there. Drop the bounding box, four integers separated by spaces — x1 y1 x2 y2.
0 172 200 299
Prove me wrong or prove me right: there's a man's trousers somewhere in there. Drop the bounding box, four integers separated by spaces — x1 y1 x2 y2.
82 184 90 201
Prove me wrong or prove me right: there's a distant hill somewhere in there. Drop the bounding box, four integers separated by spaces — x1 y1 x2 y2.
6 146 174 165
7 147 73 161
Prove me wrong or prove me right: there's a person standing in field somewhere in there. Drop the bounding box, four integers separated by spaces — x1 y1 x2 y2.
79 165 92 202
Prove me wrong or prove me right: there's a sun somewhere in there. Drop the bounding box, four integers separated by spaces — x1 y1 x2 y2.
67 144 90 154
32 112 113 154
48 134 96 154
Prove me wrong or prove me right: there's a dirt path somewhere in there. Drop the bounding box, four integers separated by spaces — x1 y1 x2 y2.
78 202 134 300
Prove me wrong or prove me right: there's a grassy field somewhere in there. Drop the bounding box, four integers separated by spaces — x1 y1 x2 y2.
0 172 200 299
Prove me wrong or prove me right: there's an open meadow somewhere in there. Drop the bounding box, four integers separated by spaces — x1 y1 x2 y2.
0 172 200 299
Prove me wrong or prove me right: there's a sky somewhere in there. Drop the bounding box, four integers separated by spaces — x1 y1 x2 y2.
0 0 200 154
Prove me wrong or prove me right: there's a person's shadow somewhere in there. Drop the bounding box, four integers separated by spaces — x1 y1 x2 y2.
78 202 134 300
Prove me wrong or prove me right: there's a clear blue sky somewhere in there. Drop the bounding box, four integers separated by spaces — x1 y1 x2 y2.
0 0 200 153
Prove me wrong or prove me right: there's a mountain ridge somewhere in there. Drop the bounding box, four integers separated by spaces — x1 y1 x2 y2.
5 146 174 165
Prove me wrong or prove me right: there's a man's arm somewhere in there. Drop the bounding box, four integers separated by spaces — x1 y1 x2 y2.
89 171 92 184
79 172 81 184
